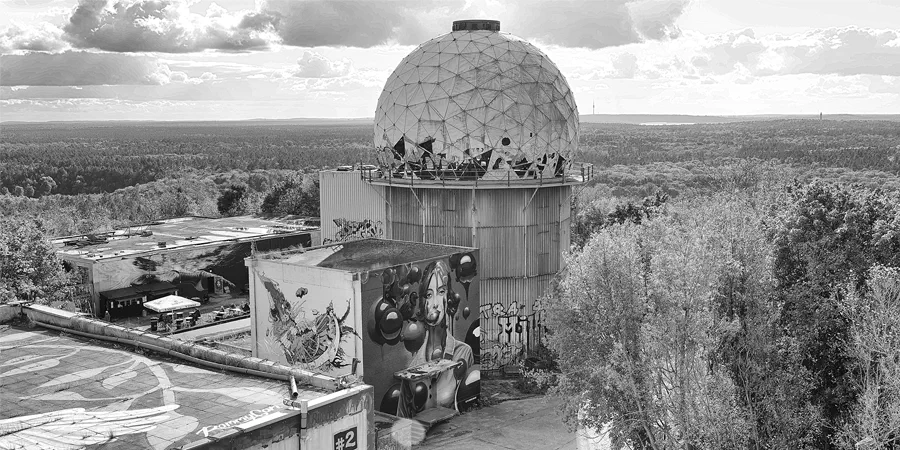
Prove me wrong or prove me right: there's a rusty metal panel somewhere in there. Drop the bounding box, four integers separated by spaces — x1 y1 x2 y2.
524 186 561 223
475 226 525 278
386 187 423 243
548 221 562 273
391 222 423 242
422 189 474 247
473 189 527 279
474 189 526 228
319 170 387 245
424 226 472 246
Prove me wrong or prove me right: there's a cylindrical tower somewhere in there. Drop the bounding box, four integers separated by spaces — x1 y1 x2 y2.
325 19 591 372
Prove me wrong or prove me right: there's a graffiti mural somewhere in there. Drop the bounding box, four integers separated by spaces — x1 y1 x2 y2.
0 329 286 449
323 219 384 244
254 270 359 373
478 296 548 371
362 252 480 417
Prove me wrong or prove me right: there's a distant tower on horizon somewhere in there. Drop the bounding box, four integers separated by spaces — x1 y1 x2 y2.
820 112 823 121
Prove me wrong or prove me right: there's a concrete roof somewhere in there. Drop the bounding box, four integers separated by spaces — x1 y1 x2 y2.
266 238 473 272
53 216 317 262
0 325 327 449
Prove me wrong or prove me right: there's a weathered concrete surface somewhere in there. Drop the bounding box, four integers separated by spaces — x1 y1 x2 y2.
175 317 250 340
415 396 610 450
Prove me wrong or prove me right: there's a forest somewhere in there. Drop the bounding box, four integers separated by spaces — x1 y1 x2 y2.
3 118 900 449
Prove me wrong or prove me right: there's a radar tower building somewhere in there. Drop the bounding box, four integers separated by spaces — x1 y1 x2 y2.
320 20 593 372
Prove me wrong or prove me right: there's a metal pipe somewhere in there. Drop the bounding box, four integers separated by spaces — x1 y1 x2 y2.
290 375 300 399
32 320 290 382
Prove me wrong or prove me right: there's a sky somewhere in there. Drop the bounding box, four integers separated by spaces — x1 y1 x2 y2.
0 0 898 121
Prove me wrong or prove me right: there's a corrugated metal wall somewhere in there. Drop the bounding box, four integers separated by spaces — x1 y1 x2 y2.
385 184 572 372
319 171 387 245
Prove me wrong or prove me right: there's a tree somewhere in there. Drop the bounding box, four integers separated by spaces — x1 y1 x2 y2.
836 265 900 449
547 196 756 449
260 178 320 217
217 184 249 216
571 192 668 248
769 182 900 447
38 176 57 196
23 185 35 197
12 185 24 197
0 217 74 304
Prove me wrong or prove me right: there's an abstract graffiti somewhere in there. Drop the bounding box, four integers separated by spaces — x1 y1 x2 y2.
256 270 359 372
0 405 180 449
0 329 284 450
323 219 384 244
478 298 547 371
363 253 480 416
379 145 569 182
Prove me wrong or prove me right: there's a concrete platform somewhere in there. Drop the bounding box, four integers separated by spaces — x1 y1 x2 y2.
174 317 251 341
415 396 610 450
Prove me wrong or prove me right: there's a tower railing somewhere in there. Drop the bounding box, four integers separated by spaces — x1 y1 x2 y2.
357 162 594 188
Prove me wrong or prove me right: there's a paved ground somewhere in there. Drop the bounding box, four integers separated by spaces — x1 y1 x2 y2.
415 396 610 450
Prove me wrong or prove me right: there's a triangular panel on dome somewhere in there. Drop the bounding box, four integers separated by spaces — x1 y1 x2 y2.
522 52 543 67
471 40 492 54
398 67 420 86
435 66 458 84
408 102 428 122
420 83 439 103
521 65 543 84
405 83 425 106
420 67 440 85
418 51 440 68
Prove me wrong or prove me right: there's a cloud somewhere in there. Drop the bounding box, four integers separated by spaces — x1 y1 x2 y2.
692 27 900 77
504 0 689 48
255 0 690 49
1 51 174 85
577 26 900 82
62 0 278 53
294 51 352 78
0 23 69 53
2 0 692 53
255 0 446 48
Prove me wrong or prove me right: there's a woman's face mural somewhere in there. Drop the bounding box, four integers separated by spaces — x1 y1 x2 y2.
422 263 448 327
363 252 480 416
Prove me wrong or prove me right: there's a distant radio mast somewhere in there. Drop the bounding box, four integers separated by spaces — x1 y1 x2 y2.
593 100 595 115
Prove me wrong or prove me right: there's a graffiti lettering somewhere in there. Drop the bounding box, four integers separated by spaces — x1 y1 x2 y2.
196 405 283 437
478 301 547 371
324 219 384 244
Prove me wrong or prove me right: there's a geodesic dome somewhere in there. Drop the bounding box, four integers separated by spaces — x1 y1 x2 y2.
374 20 579 181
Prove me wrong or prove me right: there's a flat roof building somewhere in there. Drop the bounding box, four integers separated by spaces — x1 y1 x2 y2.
53 216 320 319
247 238 481 425
0 303 376 449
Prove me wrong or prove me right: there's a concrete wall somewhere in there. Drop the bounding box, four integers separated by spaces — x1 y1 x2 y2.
248 259 362 377
302 385 375 450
